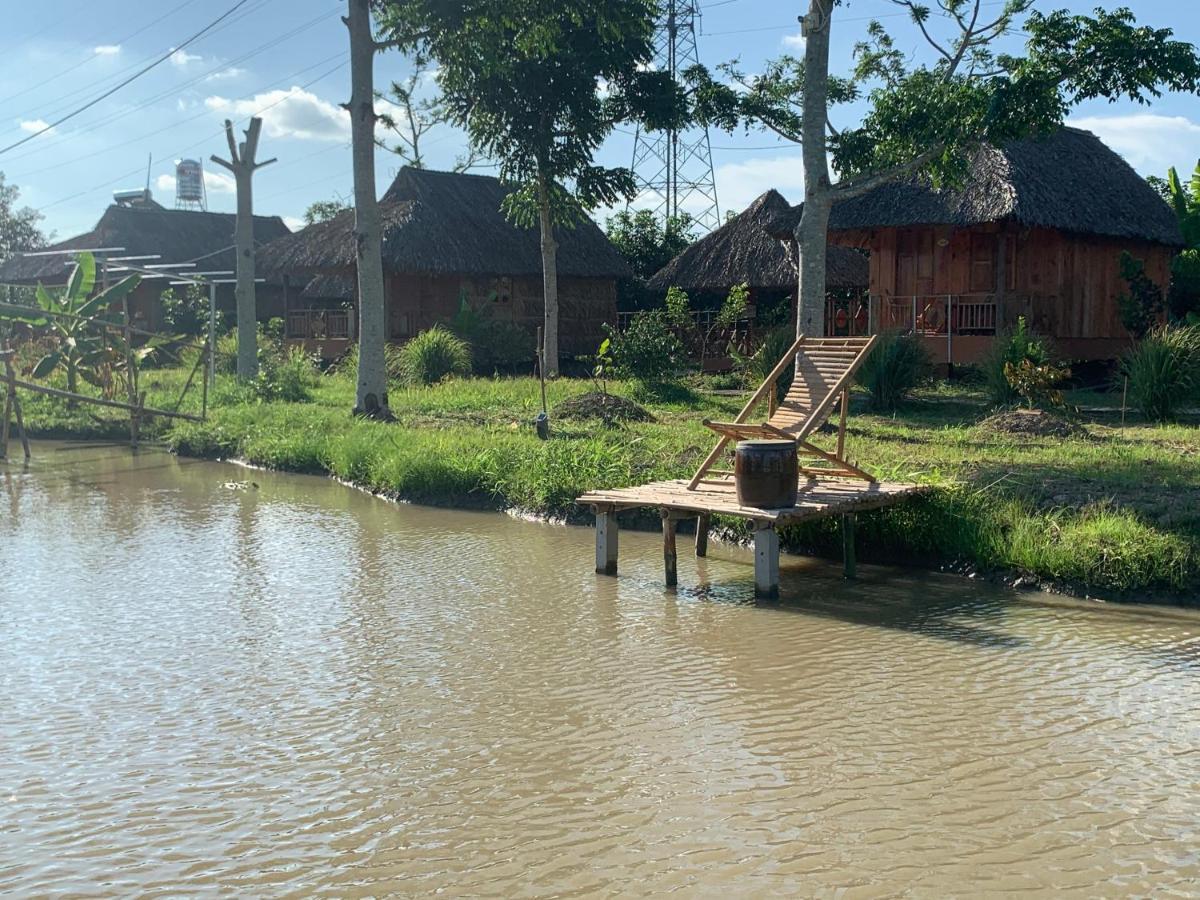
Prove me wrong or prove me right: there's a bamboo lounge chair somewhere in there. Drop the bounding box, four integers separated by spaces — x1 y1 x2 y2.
689 334 878 490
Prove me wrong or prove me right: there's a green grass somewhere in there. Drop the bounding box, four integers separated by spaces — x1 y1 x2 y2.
15 363 1200 599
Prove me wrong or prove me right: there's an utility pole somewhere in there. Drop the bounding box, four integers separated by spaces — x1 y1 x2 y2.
212 117 275 380
629 0 720 232
345 0 390 418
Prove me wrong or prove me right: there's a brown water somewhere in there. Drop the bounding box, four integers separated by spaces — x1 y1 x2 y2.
2 443 1198 896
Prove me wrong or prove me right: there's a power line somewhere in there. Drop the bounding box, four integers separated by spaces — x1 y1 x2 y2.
0 0 254 157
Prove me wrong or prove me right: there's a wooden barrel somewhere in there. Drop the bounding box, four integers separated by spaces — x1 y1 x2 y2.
735 440 798 508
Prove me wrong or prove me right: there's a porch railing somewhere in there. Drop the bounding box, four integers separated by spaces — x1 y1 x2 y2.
868 294 998 336
286 308 353 341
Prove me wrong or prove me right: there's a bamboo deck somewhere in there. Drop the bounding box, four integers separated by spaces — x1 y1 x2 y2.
578 477 926 599
579 477 922 523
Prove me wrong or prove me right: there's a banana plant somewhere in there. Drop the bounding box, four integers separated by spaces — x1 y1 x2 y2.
5 252 142 395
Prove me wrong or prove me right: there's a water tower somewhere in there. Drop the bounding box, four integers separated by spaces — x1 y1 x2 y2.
175 158 207 211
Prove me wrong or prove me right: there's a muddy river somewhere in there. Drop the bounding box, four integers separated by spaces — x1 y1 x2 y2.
2 443 1197 895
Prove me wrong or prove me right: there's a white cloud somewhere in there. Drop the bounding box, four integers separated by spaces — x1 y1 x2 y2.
205 87 350 142
1069 113 1200 176
94 44 121 56
18 119 52 134
782 32 805 49
155 168 237 197
206 67 246 82
712 154 804 216
283 216 306 232
170 48 203 67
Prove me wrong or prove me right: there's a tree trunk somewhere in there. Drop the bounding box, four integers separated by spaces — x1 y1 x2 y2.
537 177 560 378
234 166 258 379
347 0 390 418
796 0 834 340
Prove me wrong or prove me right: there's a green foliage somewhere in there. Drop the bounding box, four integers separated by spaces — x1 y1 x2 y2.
603 311 684 381
378 0 682 222
1117 324 1200 422
856 330 934 411
733 325 796 401
1117 251 1165 338
449 292 536 373
1 251 144 396
983 317 1054 406
0 172 45 266
604 209 696 280
398 325 473 386
252 347 320 403
303 197 349 226
1003 358 1068 409
1168 249 1200 320
160 283 221 337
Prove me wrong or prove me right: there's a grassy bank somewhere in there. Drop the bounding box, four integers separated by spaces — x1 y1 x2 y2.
15 363 1200 600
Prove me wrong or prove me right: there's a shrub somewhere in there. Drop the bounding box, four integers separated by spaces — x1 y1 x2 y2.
1003 358 1069 409
450 293 536 373
1117 323 1200 422
855 330 933 411
603 311 684 381
982 316 1054 406
253 346 319 403
398 325 472 386
1117 251 1165 338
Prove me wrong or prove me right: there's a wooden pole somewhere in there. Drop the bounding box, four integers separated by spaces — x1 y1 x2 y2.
6 377 204 422
595 507 618 575
2 353 29 460
1 347 12 459
837 386 849 460
662 511 679 588
842 513 857 580
695 512 711 558
212 117 276 381
753 524 779 600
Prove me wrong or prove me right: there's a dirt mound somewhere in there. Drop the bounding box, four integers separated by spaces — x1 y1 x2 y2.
552 392 654 426
978 409 1086 439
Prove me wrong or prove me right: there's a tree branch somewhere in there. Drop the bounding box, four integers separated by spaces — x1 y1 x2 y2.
833 147 942 200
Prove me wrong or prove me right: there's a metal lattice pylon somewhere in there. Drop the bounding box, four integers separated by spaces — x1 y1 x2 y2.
630 0 720 232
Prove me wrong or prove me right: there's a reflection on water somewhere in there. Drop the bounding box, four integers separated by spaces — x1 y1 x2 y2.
2 443 1198 895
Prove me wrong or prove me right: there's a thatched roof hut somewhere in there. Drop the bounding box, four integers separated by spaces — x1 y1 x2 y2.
767 128 1183 246
0 202 291 285
260 166 633 280
648 190 868 293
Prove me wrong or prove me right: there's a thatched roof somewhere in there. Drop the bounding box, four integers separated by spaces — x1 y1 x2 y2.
0 204 291 285
259 166 633 280
768 128 1184 247
647 190 868 292
301 274 354 300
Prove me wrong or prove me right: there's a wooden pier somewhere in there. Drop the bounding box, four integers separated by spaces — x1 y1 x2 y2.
579 477 925 599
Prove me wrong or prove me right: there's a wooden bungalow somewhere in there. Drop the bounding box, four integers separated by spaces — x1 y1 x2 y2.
769 128 1185 364
0 197 292 331
260 166 633 360
648 189 868 327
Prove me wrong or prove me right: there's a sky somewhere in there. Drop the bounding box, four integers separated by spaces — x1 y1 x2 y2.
0 0 1197 242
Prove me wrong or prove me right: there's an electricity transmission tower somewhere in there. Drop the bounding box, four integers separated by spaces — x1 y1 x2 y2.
630 0 720 232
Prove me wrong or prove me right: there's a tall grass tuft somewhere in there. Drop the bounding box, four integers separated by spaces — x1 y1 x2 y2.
855 331 933 411
398 326 473 386
735 325 796 401
1117 324 1200 422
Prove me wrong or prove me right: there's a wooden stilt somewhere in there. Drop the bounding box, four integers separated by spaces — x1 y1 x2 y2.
754 524 779 600
842 513 857 580
594 507 618 576
1 355 11 459
662 511 678 588
13 391 29 460
2 350 28 461
695 512 711 558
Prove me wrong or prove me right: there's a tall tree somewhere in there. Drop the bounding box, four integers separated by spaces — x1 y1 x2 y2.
694 2 1200 337
303 196 351 226
346 0 390 418
605 209 696 281
377 0 679 376
0 173 45 266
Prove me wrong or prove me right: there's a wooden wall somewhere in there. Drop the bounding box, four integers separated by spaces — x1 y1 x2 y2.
839 223 1177 360
385 273 618 355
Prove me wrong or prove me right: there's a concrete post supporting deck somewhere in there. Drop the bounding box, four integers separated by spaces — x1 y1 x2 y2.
594 507 618 576
842 513 857 580
695 513 711 558
663 512 679 588
754 525 780 600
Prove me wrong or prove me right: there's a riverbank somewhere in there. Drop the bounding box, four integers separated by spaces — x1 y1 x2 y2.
14 366 1200 600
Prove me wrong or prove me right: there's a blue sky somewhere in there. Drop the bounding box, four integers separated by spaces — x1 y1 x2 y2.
1 0 1197 241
